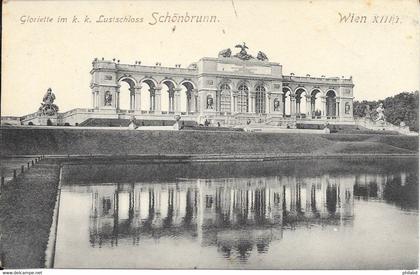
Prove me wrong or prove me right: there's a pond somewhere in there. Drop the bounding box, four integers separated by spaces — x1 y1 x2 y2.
53 158 418 269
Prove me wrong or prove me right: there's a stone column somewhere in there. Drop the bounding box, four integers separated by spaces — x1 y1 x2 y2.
129 87 135 110
193 89 198 113
266 92 271 114
130 93 133 110
149 89 154 111
248 91 252 113
193 95 200 113
97 92 101 109
250 95 255 113
174 88 181 113
155 86 162 113
115 85 120 109
215 90 220 112
167 89 173 112
290 94 296 116
92 92 95 108
277 92 284 115
134 85 142 111
94 92 96 109
336 99 340 118
231 92 236 113
321 96 326 117
185 92 190 113
306 95 312 116
283 96 286 116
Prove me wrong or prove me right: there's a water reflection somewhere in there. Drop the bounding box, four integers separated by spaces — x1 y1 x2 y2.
354 171 419 209
55 160 418 269
77 175 358 259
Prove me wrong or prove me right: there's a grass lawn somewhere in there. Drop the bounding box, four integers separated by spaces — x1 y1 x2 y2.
0 160 60 268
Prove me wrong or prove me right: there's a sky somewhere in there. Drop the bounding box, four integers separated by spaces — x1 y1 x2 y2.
2 0 420 116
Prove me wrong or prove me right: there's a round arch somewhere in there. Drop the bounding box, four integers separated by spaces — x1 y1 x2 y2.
326 90 337 117
294 87 307 96
118 76 138 110
254 81 269 92
236 80 250 90
294 88 308 115
218 81 233 91
118 76 137 87
310 89 323 117
180 79 197 89
159 78 178 88
139 77 158 88
139 78 158 111
178 81 196 113
161 79 177 113
326 89 337 97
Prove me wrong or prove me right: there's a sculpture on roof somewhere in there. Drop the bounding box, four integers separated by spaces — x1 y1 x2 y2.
257 51 269 61
218 43 270 61
218 48 232 58
233 42 254 61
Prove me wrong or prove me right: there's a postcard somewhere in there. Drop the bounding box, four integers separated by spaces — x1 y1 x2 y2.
1 0 419 272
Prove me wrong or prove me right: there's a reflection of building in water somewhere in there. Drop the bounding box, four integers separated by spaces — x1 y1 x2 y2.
86 174 355 256
196 175 354 261
89 182 198 247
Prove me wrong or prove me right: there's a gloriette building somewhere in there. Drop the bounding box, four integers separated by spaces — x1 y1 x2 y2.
20 43 355 127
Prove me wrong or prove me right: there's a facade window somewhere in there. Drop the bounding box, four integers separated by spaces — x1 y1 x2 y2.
255 85 266 114
237 84 249 113
220 84 231 113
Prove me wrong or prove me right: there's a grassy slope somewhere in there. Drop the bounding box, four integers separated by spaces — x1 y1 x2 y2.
2 128 333 155
0 127 418 156
0 160 60 268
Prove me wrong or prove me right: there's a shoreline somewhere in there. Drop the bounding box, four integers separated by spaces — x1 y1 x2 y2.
2 153 418 164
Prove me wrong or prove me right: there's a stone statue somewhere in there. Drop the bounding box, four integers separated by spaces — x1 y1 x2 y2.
234 42 254 61
345 102 351 114
173 114 182 130
38 88 59 116
206 95 214 109
364 105 371 118
128 116 137 129
375 103 385 122
104 92 112 106
218 48 232 58
273 98 280 111
43 88 56 104
257 51 269 61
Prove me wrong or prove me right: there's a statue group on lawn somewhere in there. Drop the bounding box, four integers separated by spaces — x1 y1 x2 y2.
364 103 385 123
375 103 385 122
38 88 59 116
